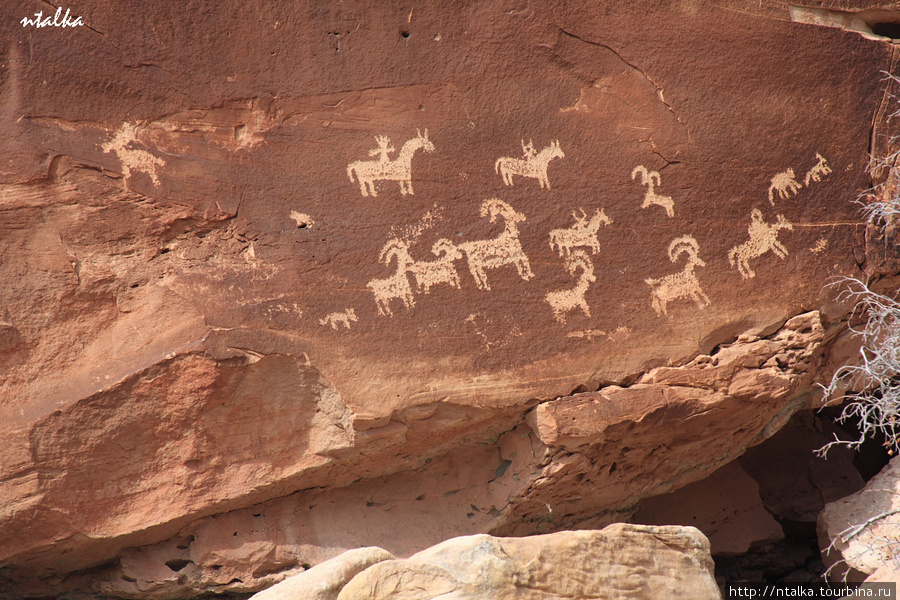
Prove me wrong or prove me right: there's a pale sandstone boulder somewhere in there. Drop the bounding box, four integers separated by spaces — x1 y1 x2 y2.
337 525 721 600
819 456 900 582
249 547 395 600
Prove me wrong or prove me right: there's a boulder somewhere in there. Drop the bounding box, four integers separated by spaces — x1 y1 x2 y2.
337 525 721 600
819 456 900 582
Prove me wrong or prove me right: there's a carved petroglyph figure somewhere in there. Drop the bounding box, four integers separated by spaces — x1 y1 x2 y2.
347 130 435 197
319 308 358 329
631 166 674 217
810 237 828 255
767 168 803 205
804 153 832 186
646 235 710 316
549 208 612 258
409 238 463 294
727 209 794 279
458 198 533 290
495 140 564 189
102 122 165 187
366 239 416 316
545 250 596 323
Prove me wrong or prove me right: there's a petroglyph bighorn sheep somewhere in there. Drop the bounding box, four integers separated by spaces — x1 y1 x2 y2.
319 308 358 330
458 198 533 291
495 140 564 189
366 239 416 316
347 130 435 197
548 208 612 258
631 165 674 217
804 153 832 186
408 238 463 294
768 168 803 205
646 235 710 317
728 209 793 279
545 251 596 323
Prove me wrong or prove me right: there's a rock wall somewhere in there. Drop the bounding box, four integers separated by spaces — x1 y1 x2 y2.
1 0 898 597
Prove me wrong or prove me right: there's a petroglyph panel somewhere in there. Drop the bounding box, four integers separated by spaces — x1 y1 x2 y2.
495 140 564 189
728 209 794 279
347 130 435 197
646 236 710 317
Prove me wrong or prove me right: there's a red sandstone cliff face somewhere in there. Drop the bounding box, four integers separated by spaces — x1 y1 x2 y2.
0 0 897 596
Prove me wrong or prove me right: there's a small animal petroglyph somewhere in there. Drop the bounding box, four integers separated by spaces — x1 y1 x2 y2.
409 238 463 294
768 168 803 205
804 153 832 186
646 235 710 317
727 209 794 279
632 165 674 217
545 251 596 324
319 308 358 329
458 198 533 291
548 208 612 258
366 239 416 316
495 140 564 189
290 211 315 228
810 237 828 255
347 130 435 197
102 122 165 187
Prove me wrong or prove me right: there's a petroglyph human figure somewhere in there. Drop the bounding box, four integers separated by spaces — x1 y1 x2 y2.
548 208 611 258
366 239 416 316
728 209 793 279
319 308 358 329
347 130 435 197
408 238 463 294
495 140 564 189
545 250 596 323
458 198 533 291
804 153 832 186
646 235 710 317
768 168 803 205
631 165 674 217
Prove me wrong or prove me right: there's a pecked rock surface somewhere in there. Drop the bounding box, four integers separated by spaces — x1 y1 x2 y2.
0 0 898 596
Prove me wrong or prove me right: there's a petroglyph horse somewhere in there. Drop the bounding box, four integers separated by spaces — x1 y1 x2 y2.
546 250 596 323
548 208 612 258
804 153 832 186
348 130 435 197
631 165 674 217
768 168 803 205
458 198 533 291
495 140 564 189
366 239 416 316
408 238 463 294
728 209 793 279
646 235 710 317
319 308 358 329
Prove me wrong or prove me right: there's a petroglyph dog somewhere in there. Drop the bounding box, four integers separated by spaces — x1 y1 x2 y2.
459 198 533 291
366 239 416 316
768 168 803 205
546 251 596 323
409 238 463 294
646 235 710 316
495 140 564 189
632 165 674 217
548 208 612 258
804 153 832 186
348 130 435 197
728 209 793 279
319 308 358 329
